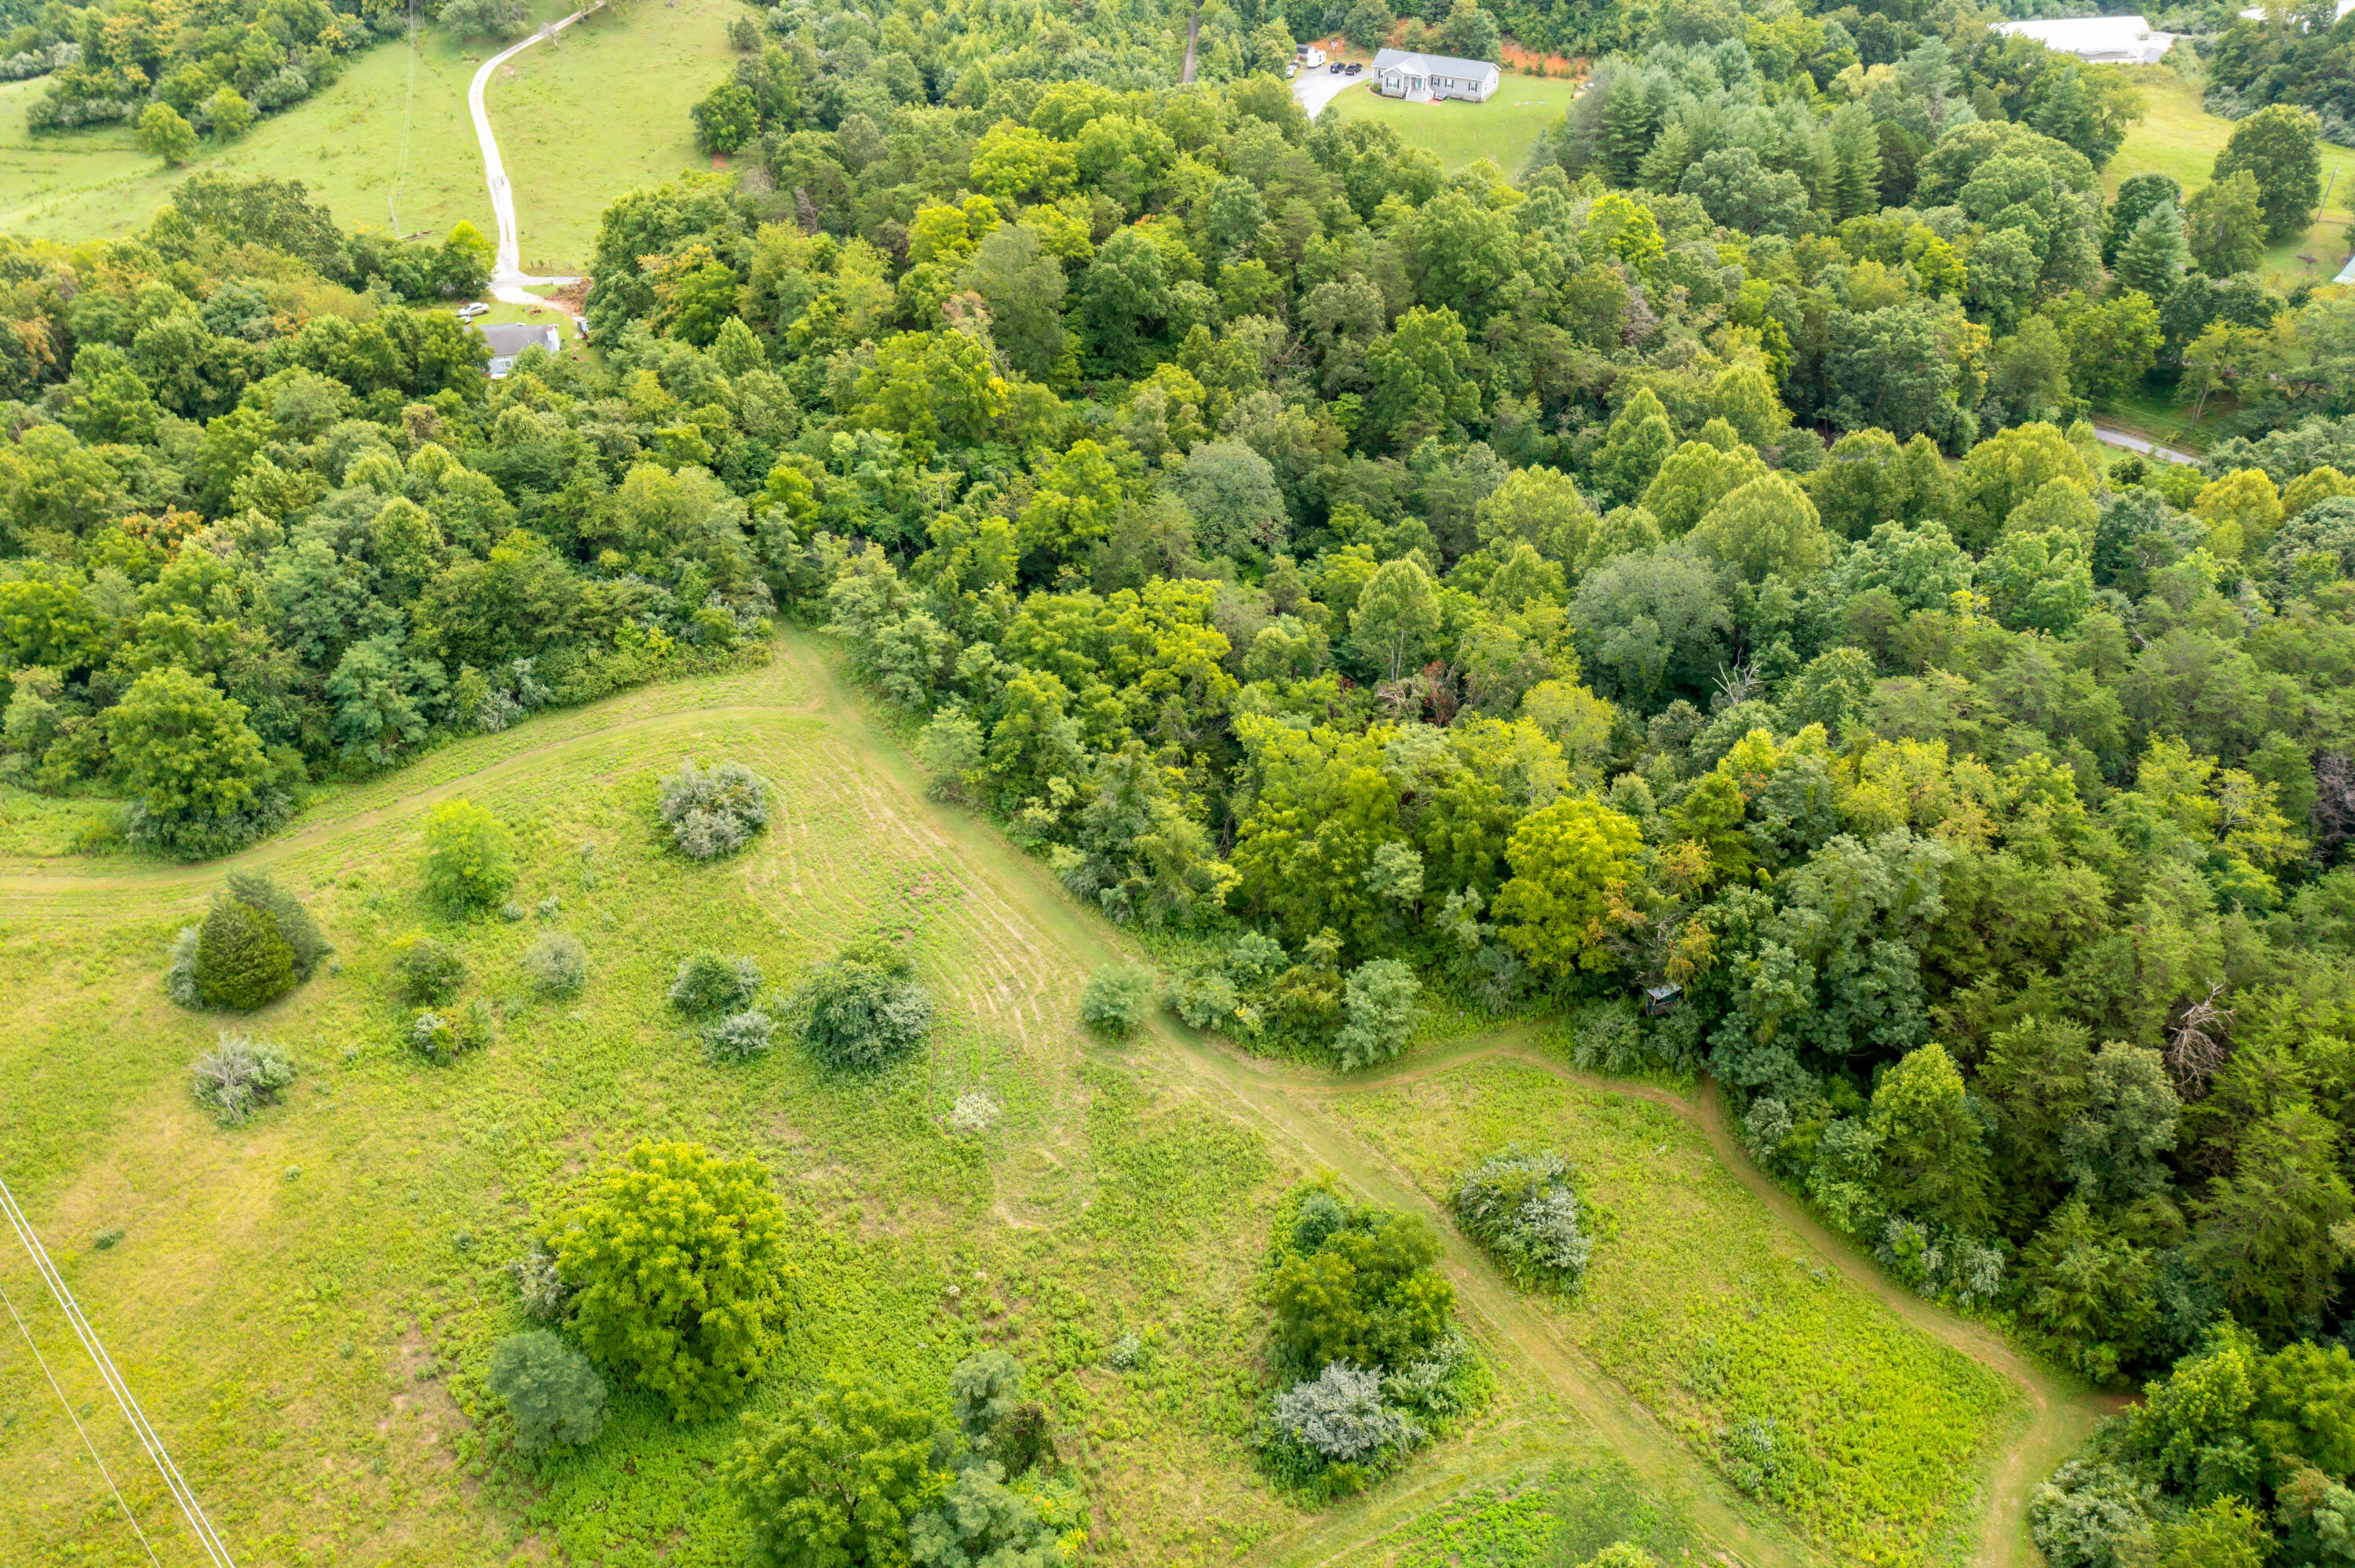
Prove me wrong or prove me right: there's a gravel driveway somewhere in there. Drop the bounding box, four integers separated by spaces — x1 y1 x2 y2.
1293 67 1371 119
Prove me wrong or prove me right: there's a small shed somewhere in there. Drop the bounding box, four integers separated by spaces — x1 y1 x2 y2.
1990 16 2175 64
472 321 561 377
1371 47 1501 104
1641 983 1682 1017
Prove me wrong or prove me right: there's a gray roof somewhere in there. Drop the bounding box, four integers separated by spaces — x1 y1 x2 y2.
473 322 561 356
1371 46 1499 78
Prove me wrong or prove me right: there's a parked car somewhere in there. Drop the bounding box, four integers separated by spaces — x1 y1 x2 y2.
1345 61 1362 74
456 302 490 319
1328 59 1344 72
1285 61 1296 76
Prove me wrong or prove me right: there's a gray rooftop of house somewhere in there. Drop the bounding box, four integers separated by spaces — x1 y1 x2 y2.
1371 47 1500 77
473 322 561 356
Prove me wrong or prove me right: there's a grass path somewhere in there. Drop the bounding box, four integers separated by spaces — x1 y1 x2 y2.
0 636 2105 1565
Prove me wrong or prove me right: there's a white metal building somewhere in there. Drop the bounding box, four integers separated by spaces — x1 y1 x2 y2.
1371 48 1501 103
1991 16 2176 64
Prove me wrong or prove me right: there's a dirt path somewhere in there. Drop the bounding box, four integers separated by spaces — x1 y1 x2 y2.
1181 1 1201 84
8 635 2112 1564
467 2 601 300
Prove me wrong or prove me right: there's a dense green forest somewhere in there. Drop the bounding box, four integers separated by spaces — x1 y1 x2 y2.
6 0 2355 1555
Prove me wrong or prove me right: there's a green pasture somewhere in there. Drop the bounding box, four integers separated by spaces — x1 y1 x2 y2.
1334 1059 2025 1568
0 636 2068 1567
1325 72 1582 174
0 0 730 272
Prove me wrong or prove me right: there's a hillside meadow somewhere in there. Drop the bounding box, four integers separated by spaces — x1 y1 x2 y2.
0 636 2040 1567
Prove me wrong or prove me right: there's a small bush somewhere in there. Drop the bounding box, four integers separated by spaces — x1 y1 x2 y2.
945 1089 1000 1135
657 758 771 859
670 952 762 1014
1079 964 1150 1037
191 1031 297 1125
512 1244 568 1322
411 999 491 1065
1451 1147 1594 1293
536 894 562 918
489 1330 607 1455
523 932 587 997
394 935 468 1005
1108 1331 1143 1369
787 937 933 1072
163 925 201 1008
499 900 528 922
193 894 296 1009
705 1009 776 1062
1271 1362 1418 1463
225 871 328 978
421 798 517 911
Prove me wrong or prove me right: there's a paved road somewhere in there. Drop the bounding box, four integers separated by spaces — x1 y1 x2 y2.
1292 65 1369 119
2090 424 2200 466
466 8 599 303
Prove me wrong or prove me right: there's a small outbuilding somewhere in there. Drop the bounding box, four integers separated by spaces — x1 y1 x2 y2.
472 321 561 377
1990 16 2175 64
1371 47 1500 103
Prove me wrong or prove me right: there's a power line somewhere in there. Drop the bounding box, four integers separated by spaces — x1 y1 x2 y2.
0 1275 163 1567
0 1176 237 1567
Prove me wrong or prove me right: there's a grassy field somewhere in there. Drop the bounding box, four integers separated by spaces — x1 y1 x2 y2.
0 636 2052 1568
1325 71 1581 174
2107 61 2355 294
1332 1059 2024 1567
0 0 729 272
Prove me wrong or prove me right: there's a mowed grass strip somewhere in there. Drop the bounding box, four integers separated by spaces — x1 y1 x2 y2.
0 647 1303 1566
1324 72 1582 173
1331 1059 2021 1568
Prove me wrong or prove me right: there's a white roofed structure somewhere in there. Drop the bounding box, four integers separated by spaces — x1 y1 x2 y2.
1992 15 2176 64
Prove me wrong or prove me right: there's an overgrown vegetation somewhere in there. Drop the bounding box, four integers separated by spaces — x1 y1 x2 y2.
784 936 934 1071
657 757 773 859
1451 1146 1595 1293
187 1027 295 1125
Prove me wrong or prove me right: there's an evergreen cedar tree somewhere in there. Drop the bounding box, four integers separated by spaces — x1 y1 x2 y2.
5 3 2355 1555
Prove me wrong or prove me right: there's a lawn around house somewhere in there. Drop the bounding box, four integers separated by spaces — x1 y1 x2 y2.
0 634 2050 1568
2105 61 2355 292
1325 71 1583 174
0 0 729 272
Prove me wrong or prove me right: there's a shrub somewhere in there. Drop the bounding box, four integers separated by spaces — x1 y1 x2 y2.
1269 1189 1453 1371
512 1243 568 1321
1451 1147 1594 1292
163 925 201 1008
1272 1362 1418 1462
2028 1460 2158 1568
787 938 933 1072
658 759 772 859
523 932 587 997
1382 1332 1473 1417
951 1350 1050 1476
394 935 468 1005
193 894 295 1009
500 900 528 922
670 952 763 1014
420 798 517 911
1079 964 1150 1036
411 999 491 1064
225 871 329 978
555 1140 790 1420
1108 1332 1143 1369
706 1009 776 1062
190 1031 297 1125
488 1330 607 1454
945 1089 1000 1135
1334 957 1419 1069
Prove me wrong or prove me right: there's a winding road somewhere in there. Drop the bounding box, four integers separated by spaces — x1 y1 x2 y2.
466 5 601 303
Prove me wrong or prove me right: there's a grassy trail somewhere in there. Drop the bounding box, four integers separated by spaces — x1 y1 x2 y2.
0 636 2096 1565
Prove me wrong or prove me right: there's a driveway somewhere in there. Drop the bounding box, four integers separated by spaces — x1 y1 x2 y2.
2090 425 2200 467
467 6 601 302
1293 67 1370 119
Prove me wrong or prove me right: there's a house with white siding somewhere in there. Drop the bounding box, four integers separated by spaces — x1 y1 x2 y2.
1371 48 1500 103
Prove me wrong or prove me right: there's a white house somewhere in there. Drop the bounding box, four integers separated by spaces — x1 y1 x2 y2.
1991 16 2176 64
1371 47 1500 103
472 321 561 378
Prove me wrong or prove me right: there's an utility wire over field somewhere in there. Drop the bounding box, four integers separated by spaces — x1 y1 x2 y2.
0 1176 237 1568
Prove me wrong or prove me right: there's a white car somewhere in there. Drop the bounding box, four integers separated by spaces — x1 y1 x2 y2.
456 302 491 319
